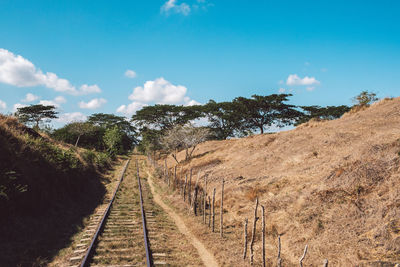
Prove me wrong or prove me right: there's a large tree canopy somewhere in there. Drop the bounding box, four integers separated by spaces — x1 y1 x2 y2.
202 100 242 139
15 104 58 129
296 105 351 125
131 104 202 132
233 94 303 134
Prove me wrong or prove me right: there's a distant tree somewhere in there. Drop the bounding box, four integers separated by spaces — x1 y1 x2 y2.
202 100 242 139
68 122 94 147
233 94 303 134
136 127 162 155
88 113 137 150
296 105 351 125
103 126 124 157
353 91 379 107
88 113 135 134
161 124 209 162
132 104 202 132
52 123 105 150
15 104 58 129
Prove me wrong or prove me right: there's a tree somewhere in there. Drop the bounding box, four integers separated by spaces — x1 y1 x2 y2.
88 113 137 150
103 126 124 157
132 104 202 132
296 105 351 125
233 94 303 134
15 104 58 129
68 122 94 147
161 124 209 163
52 123 105 150
203 100 242 139
353 91 379 107
136 128 162 156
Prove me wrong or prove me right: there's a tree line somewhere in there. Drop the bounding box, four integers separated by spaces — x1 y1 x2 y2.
13 91 379 158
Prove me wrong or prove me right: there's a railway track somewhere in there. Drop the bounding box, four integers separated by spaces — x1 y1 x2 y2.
68 156 204 267
68 158 155 267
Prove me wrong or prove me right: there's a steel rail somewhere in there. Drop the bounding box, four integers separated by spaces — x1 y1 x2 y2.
137 160 153 267
79 159 130 267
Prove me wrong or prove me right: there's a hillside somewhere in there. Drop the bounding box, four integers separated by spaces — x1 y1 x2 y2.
0 115 109 266
165 97 400 266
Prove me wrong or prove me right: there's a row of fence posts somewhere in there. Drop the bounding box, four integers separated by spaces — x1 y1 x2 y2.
148 155 332 266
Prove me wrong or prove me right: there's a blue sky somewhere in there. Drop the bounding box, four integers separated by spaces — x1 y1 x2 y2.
0 0 399 125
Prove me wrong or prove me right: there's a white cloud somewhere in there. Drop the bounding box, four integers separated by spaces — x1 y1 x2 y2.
129 77 192 104
161 0 191 15
185 99 201 106
0 48 101 95
57 112 87 123
306 86 316 91
0 99 6 110
79 98 107 109
22 93 39 102
278 88 286 93
286 74 320 86
118 77 198 117
39 96 66 108
117 102 147 117
79 84 101 95
13 103 27 112
124 69 137 78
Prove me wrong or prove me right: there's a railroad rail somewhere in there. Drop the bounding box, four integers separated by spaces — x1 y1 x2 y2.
69 158 154 267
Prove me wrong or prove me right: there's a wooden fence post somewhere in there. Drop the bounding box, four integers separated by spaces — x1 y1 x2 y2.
299 245 308 267
183 174 188 202
212 188 216 232
188 169 192 204
173 166 177 190
203 176 207 223
277 235 282 267
261 205 266 267
243 218 248 259
220 178 224 238
164 159 167 182
250 198 259 266
193 185 198 215
208 196 211 227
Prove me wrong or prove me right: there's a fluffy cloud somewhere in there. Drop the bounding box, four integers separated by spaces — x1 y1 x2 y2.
79 84 101 95
117 77 198 116
278 88 286 93
57 112 87 123
129 77 190 104
286 74 320 86
39 96 67 108
0 48 101 95
0 99 6 110
79 98 107 109
22 93 39 102
161 0 191 15
117 102 147 117
124 69 137 78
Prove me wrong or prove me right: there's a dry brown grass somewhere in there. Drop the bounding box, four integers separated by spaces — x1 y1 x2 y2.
159 97 400 266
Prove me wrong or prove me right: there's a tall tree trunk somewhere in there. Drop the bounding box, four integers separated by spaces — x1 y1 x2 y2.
75 135 81 147
259 125 264 134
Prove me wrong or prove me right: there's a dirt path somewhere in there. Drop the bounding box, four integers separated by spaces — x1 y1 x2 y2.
146 170 219 267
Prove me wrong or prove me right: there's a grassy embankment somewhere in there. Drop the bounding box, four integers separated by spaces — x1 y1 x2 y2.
0 115 114 266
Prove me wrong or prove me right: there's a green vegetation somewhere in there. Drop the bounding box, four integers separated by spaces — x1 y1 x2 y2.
0 114 109 266
52 113 136 155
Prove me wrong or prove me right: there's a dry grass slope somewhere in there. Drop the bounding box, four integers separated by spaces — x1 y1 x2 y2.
165 97 400 266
